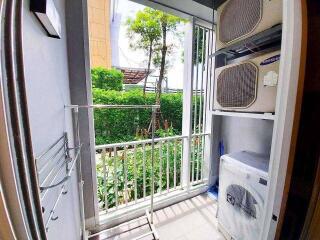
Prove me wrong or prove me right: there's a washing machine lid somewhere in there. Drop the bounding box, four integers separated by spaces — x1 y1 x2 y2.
222 151 269 175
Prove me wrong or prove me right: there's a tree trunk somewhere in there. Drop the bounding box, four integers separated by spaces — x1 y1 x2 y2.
155 23 167 128
143 43 153 97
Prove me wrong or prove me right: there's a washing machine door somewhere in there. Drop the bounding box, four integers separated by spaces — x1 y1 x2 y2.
218 159 268 240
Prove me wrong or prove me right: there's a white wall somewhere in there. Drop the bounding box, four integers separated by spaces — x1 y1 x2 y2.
210 116 274 185
220 117 274 155
23 0 81 239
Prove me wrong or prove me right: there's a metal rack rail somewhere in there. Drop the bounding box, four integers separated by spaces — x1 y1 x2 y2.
35 133 82 232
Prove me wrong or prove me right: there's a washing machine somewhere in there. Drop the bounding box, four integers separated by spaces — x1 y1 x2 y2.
217 151 269 240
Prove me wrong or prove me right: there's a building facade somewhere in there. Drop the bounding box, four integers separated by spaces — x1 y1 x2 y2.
88 0 112 68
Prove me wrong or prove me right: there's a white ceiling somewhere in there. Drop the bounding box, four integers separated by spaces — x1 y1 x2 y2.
130 0 214 23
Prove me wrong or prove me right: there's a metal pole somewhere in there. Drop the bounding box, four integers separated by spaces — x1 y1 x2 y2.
74 107 86 240
150 107 156 223
65 104 160 109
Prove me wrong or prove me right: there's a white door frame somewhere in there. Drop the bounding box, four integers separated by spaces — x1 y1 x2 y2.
261 0 307 239
181 18 195 190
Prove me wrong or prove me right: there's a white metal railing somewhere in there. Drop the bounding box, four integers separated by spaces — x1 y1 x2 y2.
95 133 209 213
190 133 207 186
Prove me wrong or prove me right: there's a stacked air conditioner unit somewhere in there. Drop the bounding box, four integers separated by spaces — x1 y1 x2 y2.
214 51 280 113
216 0 282 50
213 0 283 113
215 0 283 239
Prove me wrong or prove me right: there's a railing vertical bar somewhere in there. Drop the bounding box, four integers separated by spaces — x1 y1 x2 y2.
194 25 200 135
203 29 210 134
166 141 170 193
134 144 137 203
102 149 108 212
197 27 206 182
191 137 195 183
208 29 214 110
200 134 205 181
192 25 200 185
143 143 146 199
197 133 202 181
113 146 118 209
124 145 128 205
201 29 210 183
180 139 184 189
174 140 177 189
159 141 162 194
198 26 205 135
196 136 200 182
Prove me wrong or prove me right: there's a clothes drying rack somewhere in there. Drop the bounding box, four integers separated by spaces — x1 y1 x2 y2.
66 104 160 240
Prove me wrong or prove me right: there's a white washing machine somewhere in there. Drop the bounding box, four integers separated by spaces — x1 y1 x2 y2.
218 151 269 240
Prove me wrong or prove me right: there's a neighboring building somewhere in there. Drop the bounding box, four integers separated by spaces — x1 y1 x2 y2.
88 0 112 68
116 66 153 84
115 66 156 91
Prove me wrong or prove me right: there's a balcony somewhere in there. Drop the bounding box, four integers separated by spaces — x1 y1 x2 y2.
0 0 306 239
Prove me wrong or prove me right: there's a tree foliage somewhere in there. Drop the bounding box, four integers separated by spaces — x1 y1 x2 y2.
126 8 162 51
127 7 186 127
126 8 162 95
152 10 185 121
126 8 185 94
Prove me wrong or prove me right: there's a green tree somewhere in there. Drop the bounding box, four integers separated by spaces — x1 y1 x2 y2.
127 8 185 127
91 67 124 91
126 8 162 96
151 11 185 127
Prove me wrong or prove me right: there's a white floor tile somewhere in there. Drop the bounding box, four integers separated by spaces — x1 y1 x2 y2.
90 194 225 240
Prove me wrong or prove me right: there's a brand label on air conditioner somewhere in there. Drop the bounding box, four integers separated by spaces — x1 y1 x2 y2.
260 54 281 66
264 71 278 87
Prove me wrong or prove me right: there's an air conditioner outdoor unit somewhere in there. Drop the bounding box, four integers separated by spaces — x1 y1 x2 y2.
216 0 282 50
213 50 281 113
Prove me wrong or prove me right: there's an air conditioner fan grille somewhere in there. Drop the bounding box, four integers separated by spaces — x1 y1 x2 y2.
217 63 257 108
219 0 262 43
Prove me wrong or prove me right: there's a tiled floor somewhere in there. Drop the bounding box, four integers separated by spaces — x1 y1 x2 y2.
92 194 225 240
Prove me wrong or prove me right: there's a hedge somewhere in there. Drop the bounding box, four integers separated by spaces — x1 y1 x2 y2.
93 89 184 145
91 67 124 91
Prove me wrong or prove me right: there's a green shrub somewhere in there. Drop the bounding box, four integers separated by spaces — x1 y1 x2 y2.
91 67 124 91
92 89 184 145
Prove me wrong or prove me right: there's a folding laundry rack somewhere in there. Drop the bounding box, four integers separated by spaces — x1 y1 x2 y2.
66 104 160 240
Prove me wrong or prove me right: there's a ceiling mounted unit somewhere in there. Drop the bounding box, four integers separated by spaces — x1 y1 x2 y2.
216 0 282 50
213 50 281 113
